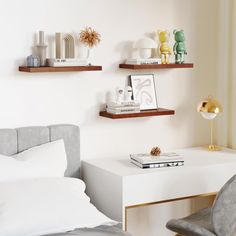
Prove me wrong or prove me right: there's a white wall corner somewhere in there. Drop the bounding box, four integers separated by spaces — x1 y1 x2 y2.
230 0 236 148
216 0 231 147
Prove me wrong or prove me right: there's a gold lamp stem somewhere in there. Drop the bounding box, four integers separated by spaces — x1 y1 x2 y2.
210 119 213 147
208 119 220 151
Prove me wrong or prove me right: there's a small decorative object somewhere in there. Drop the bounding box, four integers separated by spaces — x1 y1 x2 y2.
130 74 158 110
133 38 157 59
63 34 75 58
79 27 101 63
173 30 187 64
150 146 162 156
197 96 223 151
106 86 140 115
157 30 172 64
36 31 48 66
79 27 101 48
124 86 133 102
26 55 40 67
77 43 90 60
55 32 62 59
115 87 125 104
55 33 75 59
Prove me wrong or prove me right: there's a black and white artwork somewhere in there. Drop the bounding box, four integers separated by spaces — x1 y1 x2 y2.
130 74 158 110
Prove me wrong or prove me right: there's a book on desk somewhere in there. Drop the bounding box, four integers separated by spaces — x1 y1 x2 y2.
130 153 184 169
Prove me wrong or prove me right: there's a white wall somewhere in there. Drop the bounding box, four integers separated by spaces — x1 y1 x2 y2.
216 0 236 149
0 0 219 235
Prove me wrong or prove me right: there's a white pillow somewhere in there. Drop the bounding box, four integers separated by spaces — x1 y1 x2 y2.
0 177 114 236
0 140 67 182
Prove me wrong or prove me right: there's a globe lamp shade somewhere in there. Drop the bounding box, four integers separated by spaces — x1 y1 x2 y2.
197 96 222 151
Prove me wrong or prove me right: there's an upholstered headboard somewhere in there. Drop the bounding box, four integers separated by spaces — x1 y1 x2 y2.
0 124 80 177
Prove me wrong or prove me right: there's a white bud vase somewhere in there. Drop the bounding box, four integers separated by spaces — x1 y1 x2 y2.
87 47 92 65
78 44 92 65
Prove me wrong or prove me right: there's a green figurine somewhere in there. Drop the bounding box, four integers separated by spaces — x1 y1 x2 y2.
173 30 187 64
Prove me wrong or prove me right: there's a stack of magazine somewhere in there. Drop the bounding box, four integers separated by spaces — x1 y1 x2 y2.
130 153 184 169
106 102 140 114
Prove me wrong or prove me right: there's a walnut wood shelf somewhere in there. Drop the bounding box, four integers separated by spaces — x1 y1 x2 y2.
99 108 175 119
119 63 193 70
19 65 102 73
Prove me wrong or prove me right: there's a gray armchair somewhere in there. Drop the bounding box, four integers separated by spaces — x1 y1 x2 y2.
166 174 236 236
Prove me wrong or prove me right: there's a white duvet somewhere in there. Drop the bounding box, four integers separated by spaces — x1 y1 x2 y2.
0 177 115 236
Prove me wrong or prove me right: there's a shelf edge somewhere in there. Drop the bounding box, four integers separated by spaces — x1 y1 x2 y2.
99 109 175 119
19 66 102 72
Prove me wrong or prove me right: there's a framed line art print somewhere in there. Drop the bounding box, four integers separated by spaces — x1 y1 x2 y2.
130 74 158 110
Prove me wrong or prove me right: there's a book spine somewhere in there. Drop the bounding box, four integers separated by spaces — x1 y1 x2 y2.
107 108 140 114
48 58 87 63
107 107 140 111
49 62 87 67
130 153 182 164
47 58 88 67
131 160 184 169
126 59 161 65
107 105 140 110
107 103 140 108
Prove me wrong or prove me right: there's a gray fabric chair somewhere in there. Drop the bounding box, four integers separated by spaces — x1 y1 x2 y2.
166 174 236 236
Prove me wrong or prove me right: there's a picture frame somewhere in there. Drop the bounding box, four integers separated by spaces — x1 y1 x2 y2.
130 74 158 110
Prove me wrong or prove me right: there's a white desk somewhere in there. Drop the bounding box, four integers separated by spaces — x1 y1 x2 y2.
82 147 236 231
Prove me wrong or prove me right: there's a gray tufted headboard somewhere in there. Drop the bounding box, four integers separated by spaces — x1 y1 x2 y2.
0 124 80 178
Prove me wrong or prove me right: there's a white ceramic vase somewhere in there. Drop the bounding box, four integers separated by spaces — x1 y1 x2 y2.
78 44 91 64
37 45 47 66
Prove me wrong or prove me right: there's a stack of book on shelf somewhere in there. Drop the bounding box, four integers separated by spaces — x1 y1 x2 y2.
47 58 87 67
130 153 184 169
126 58 161 65
106 102 140 114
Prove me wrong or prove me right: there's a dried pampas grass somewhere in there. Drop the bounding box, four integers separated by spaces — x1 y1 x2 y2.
79 27 101 48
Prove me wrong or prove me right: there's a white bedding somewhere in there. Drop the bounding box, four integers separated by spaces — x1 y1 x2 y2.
0 140 67 182
0 177 115 236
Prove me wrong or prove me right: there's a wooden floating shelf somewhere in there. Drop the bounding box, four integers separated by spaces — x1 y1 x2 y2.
19 65 102 73
99 108 175 119
119 63 193 70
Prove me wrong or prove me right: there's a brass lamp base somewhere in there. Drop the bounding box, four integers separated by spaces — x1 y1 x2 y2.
206 145 221 151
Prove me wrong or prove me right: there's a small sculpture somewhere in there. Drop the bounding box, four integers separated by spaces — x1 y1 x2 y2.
124 86 133 102
173 30 187 64
157 30 172 64
55 33 75 59
116 87 125 104
63 34 75 58
26 55 40 67
55 33 62 59
150 146 161 156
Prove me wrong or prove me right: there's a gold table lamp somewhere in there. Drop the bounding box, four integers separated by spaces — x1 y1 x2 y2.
197 96 223 151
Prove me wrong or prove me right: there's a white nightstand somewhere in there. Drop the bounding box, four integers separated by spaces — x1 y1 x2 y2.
82 147 236 231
